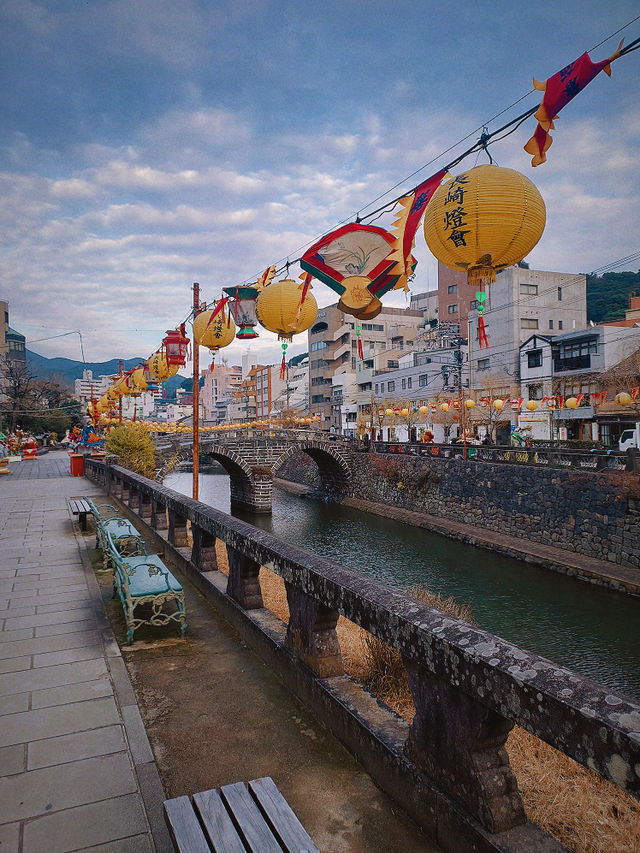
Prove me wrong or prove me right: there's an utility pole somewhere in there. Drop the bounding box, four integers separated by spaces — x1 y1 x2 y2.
192 283 200 501
118 360 123 425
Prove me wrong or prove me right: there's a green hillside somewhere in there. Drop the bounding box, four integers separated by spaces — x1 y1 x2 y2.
587 271 640 323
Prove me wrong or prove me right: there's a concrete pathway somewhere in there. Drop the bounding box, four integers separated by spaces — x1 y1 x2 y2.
0 452 170 853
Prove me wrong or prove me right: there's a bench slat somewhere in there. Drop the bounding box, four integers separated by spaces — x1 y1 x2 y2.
193 788 246 853
221 782 282 853
249 777 319 853
164 795 211 853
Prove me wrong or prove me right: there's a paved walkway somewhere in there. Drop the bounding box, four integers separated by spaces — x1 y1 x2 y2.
0 452 170 853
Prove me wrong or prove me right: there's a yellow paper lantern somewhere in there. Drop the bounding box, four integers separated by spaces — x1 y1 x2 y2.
256 279 318 340
424 164 546 287
148 352 179 381
525 400 538 411
565 397 579 410
106 385 120 401
440 402 450 413
131 368 148 393
615 392 632 406
193 307 236 352
114 375 131 396
418 405 428 414
493 399 504 411
464 398 475 409
400 407 409 416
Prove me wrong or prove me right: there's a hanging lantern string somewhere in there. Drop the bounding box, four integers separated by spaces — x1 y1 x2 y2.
125 20 640 363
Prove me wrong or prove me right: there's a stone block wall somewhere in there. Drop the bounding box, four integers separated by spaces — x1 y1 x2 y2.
277 450 640 568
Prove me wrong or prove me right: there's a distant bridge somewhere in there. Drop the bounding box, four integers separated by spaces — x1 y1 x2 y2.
155 429 354 512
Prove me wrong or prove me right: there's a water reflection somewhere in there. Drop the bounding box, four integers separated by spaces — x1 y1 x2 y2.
166 471 640 700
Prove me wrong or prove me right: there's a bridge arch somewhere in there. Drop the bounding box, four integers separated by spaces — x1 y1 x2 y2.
272 441 351 500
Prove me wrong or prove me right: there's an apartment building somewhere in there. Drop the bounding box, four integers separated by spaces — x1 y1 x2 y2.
0 300 26 365
201 363 242 422
74 369 113 403
308 303 424 429
467 266 587 396
272 357 309 416
228 364 285 422
437 263 476 336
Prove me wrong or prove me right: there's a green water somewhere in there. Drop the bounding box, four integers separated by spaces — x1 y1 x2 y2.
166 472 640 700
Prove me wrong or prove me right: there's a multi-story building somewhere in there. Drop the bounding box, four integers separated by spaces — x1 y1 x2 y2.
228 364 285 422
467 266 587 396
436 263 476 336
0 299 26 365
73 370 113 403
308 303 424 429
201 363 242 422
409 289 439 323
272 357 309 416
519 324 640 444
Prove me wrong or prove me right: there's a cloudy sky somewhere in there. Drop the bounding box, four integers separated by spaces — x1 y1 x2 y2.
1 0 639 369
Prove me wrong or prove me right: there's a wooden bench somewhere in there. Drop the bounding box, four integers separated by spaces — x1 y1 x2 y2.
68 497 92 531
164 776 319 853
104 530 187 645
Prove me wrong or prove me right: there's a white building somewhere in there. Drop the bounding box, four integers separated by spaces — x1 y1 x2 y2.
74 370 112 403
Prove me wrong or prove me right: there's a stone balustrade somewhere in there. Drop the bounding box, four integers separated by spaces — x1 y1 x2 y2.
84 457 640 853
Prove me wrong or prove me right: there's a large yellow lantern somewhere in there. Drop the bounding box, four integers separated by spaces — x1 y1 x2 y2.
106 385 120 401
256 280 318 341
114 375 131 396
131 368 148 393
493 399 504 411
616 392 632 406
565 397 579 410
464 398 475 409
440 402 450 413
193 306 236 353
525 400 538 411
418 405 429 414
424 164 546 288
148 352 179 381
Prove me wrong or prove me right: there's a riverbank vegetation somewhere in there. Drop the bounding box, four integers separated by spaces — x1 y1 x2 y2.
209 544 639 853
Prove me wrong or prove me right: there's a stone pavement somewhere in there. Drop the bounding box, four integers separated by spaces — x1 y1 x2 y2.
0 452 170 853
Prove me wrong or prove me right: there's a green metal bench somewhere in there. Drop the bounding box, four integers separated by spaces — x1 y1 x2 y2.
164 776 319 853
86 498 145 569
104 529 187 645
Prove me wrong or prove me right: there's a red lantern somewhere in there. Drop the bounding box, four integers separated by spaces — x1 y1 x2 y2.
163 324 190 367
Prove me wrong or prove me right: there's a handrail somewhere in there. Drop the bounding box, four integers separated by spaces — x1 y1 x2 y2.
84 455 640 812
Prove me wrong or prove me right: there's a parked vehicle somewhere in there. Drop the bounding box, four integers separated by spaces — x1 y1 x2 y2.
618 423 640 451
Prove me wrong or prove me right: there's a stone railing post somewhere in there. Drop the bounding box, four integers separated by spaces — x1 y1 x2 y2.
139 492 152 522
226 547 263 609
151 498 167 531
127 483 139 511
403 657 525 834
168 508 189 548
120 477 130 503
284 584 344 677
191 525 218 572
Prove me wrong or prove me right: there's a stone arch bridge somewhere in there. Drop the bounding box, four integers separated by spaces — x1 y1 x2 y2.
155 431 354 513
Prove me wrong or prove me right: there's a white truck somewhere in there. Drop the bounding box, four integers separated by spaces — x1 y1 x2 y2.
618 423 640 451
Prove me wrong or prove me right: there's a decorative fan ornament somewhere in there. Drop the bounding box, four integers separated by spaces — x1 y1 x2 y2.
301 223 401 316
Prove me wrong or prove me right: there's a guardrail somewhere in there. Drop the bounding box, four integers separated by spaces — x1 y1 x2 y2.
373 441 633 470
84 457 640 853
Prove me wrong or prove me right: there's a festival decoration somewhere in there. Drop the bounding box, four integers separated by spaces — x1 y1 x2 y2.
131 368 148 393
525 400 539 411
424 165 546 288
162 326 190 367
565 397 579 410
193 303 236 353
493 399 504 411
464 398 475 409
223 285 259 340
255 278 318 378
615 392 632 406
440 402 450 412
524 41 623 166
148 352 179 381
301 224 400 315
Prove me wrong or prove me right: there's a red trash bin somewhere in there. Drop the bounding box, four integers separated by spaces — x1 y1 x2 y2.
69 453 84 477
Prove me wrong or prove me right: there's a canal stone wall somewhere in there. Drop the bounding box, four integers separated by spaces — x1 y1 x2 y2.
277 451 640 570
85 457 640 853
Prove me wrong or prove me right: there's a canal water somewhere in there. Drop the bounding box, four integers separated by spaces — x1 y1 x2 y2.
166 471 640 700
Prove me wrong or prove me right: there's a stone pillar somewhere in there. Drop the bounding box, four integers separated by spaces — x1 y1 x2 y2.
191 525 218 572
168 508 189 547
285 585 343 677
151 499 168 531
226 547 263 609
140 492 153 522
403 657 526 834
128 485 139 511
120 478 130 503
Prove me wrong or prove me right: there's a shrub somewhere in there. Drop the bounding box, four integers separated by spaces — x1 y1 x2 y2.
105 423 156 478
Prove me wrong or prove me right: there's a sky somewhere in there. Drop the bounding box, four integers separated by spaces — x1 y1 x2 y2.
1 0 639 371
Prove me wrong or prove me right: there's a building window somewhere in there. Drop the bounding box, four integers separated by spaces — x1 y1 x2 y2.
521 318 539 329
477 358 490 370
527 349 542 368
528 383 543 400
548 320 554 330
388 381 395 392
520 284 538 295
419 375 428 387
401 378 406 390
558 320 563 330
407 377 412 389
558 287 563 301
447 284 457 294
311 394 326 404
447 304 458 314
311 341 328 352
375 384 379 394
469 300 477 309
